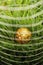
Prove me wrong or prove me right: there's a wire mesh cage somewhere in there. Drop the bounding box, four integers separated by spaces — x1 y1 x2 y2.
0 0 43 65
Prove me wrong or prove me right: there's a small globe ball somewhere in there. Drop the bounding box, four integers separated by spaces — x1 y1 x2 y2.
15 28 32 43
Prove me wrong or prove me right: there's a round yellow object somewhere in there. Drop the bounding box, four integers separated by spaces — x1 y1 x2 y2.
15 28 32 43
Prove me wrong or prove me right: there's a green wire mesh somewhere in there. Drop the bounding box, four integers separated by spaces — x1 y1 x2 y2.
0 0 43 65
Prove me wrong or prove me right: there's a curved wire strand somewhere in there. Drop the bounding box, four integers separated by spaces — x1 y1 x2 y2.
0 55 43 63
0 45 43 53
0 0 43 11
0 40 43 47
0 20 43 35
0 10 43 20
33 59 43 65
0 34 43 41
0 20 43 27
0 60 12 65
0 28 43 34
0 50 43 58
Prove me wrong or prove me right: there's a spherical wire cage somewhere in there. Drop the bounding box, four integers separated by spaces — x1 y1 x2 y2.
0 0 43 65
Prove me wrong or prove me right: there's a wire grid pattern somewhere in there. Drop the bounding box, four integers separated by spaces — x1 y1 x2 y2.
0 0 43 65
